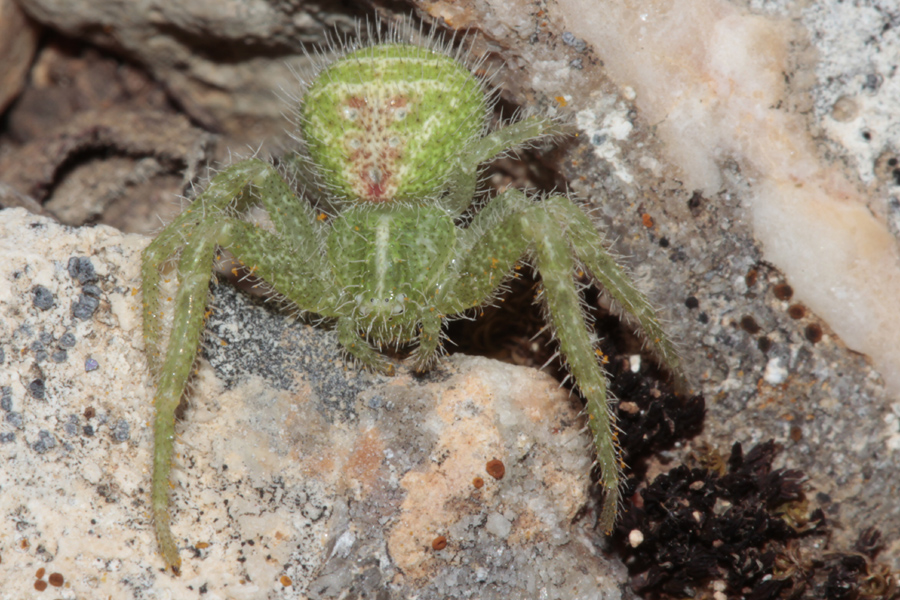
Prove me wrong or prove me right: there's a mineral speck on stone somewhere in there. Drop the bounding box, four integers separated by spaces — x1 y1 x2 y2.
6 412 23 429
31 429 56 454
28 378 45 399
561 31 587 53
112 418 130 442
30 339 47 362
82 284 102 298
63 415 79 436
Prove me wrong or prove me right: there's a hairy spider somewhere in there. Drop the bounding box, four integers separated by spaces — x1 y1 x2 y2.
142 22 683 574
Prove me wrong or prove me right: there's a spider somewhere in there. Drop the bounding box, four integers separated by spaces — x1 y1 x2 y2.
142 22 684 574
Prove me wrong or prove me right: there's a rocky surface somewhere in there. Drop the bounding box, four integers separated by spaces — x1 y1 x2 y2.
3 0 900 588
0 207 630 600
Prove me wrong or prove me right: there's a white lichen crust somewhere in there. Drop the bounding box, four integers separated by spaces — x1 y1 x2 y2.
142 21 683 574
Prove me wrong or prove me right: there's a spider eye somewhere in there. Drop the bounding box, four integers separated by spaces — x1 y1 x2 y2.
393 107 408 121
391 293 407 315
343 107 359 121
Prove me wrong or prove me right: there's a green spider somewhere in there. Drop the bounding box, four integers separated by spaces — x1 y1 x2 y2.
142 23 683 574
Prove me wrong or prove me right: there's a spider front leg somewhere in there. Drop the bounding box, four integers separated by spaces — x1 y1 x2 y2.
147 220 219 575
142 159 330 573
540 196 685 390
520 200 622 532
440 189 681 532
411 312 443 372
142 160 325 374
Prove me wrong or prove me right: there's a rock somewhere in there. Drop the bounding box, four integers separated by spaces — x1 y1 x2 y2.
0 207 630 599
0 0 40 115
14 0 363 144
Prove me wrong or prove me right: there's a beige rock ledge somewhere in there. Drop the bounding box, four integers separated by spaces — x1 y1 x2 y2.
0 207 629 599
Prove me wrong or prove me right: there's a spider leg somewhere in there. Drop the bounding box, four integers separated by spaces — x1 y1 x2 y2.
142 159 326 375
149 217 338 573
142 186 233 375
336 318 395 375
143 159 331 573
519 200 622 533
410 311 443 372
443 117 572 215
438 188 638 533
150 220 219 574
540 196 685 391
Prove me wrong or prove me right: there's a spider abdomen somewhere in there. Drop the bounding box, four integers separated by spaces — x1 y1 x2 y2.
301 43 489 203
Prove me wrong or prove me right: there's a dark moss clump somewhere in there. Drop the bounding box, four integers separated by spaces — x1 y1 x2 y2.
609 358 706 470
614 441 899 600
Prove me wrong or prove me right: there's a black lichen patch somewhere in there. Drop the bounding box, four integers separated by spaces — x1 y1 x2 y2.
67 256 98 284
614 442 899 600
32 429 57 454
32 285 55 310
29 378 46 400
72 294 100 320
202 283 376 420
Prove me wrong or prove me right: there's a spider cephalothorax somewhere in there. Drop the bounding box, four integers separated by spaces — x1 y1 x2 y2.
142 22 683 574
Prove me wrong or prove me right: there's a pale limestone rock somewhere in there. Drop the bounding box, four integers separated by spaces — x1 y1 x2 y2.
557 0 900 399
0 208 627 599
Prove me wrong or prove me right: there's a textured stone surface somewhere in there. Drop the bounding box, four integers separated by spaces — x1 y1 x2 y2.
5 0 900 578
0 207 629 599
0 0 40 115
413 0 900 567
14 0 365 145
